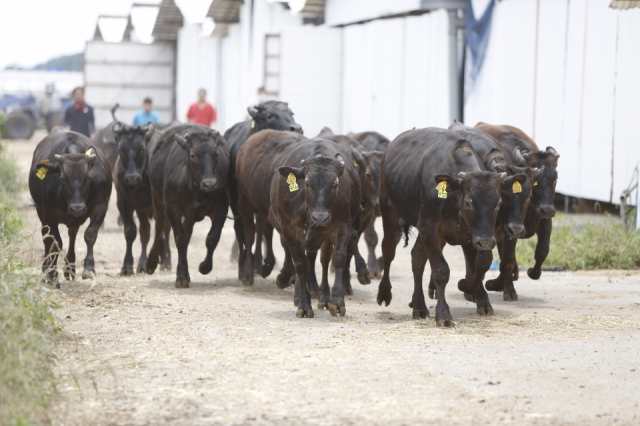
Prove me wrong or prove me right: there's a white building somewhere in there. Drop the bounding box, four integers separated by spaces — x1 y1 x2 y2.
86 0 640 205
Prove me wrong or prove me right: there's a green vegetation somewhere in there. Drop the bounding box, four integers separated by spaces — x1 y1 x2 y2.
516 214 640 270
0 144 59 425
0 112 6 138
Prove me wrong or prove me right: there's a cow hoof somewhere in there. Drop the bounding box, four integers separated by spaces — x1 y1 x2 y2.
276 273 293 289
199 259 213 275
146 257 159 275
377 283 392 306
296 306 314 318
344 282 353 296
463 292 475 302
81 270 95 280
485 278 504 292
240 277 254 286
136 260 147 274
412 307 429 319
328 303 346 317
120 266 134 276
160 262 171 272
527 267 541 280
64 269 76 281
436 318 455 328
503 289 518 301
357 270 371 285
260 260 275 278
476 301 494 316
317 301 328 310
175 277 190 288
457 278 474 294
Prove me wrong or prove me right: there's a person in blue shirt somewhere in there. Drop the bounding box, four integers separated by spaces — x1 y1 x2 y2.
132 97 159 126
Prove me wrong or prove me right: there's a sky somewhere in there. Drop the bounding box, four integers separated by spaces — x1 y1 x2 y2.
0 0 212 69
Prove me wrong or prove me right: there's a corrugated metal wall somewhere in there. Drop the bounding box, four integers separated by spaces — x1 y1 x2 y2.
465 0 640 203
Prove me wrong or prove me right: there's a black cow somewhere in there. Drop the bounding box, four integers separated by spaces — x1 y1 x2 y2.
444 122 538 301
376 127 506 326
145 124 230 288
29 131 112 286
235 129 308 286
349 131 391 278
226 101 302 271
270 138 357 318
476 123 559 299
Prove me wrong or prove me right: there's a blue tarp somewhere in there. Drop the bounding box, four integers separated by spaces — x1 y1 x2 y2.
465 0 497 84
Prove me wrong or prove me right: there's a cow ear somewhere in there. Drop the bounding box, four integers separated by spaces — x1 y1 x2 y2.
36 158 60 172
174 133 190 151
435 174 462 190
144 124 155 145
279 166 305 180
247 105 264 119
545 146 559 158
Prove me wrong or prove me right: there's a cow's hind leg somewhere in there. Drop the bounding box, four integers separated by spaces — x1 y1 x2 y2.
409 232 430 319
318 241 332 309
352 230 370 286
287 238 313 318
260 223 276 278
64 225 79 281
329 224 350 317
377 201 401 306
168 206 193 288
364 222 381 279
120 202 137 276
276 241 295 289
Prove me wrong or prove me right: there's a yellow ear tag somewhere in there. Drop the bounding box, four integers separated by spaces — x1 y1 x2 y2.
533 181 539 187
512 181 523 194
287 173 299 192
35 167 48 180
436 181 448 199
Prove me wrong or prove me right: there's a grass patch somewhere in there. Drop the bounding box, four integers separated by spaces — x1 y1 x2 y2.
516 214 640 270
0 142 60 425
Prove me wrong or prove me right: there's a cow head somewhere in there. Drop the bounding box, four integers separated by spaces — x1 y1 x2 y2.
498 166 540 239
247 101 303 134
113 122 152 188
174 128 228 193
37 148 97 218
514 146 559 219
436 171 506 251
279 154 345 228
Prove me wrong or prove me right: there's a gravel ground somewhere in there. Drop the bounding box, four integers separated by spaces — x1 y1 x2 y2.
6 136 640 425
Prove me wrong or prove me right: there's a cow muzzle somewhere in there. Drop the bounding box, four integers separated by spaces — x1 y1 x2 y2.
472 236 496 251
537 204 556 219
68 203 87 218
124 173 142 187
310 211 331 227
506 223 525 239
200 177 218 193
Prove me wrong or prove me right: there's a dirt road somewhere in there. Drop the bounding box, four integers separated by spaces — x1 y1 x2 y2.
7 136 640 425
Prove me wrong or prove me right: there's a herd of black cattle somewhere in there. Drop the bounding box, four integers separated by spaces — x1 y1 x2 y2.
27 100 559 326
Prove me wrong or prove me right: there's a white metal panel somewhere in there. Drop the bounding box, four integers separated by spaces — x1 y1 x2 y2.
219 24 246 132
85 40 175 128
402 11 450 132
612 9 640 199
280 26 342 136
325 0 422 26
341 23 374 133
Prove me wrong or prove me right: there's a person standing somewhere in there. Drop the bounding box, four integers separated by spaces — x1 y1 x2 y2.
186 88 217 127
133 97 159 126
64 86 95 137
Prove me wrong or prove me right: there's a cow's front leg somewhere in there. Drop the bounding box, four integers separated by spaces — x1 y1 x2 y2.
287 238 313 318
528 218 552 280
364 222 380 278
305 246 321 298
41 223 62 287
352 231 370 286
409 231 430 319
329 225 350 317
318 241 332 309
64 225 79 281
199 199 228 275
82 203 108 279
487 237 519 301
468 246 494 316
168 207 193 288
276 242 295 289
119 200 137 276
260 223 276 278
137 209 151 273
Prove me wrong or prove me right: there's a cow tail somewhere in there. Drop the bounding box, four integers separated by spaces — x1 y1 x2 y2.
402 224 410 247
111 103 120 122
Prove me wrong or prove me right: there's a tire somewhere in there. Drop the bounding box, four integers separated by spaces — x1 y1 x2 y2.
5 110 36 140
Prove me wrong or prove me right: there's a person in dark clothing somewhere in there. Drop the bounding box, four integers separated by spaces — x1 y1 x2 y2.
64 87 95 137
